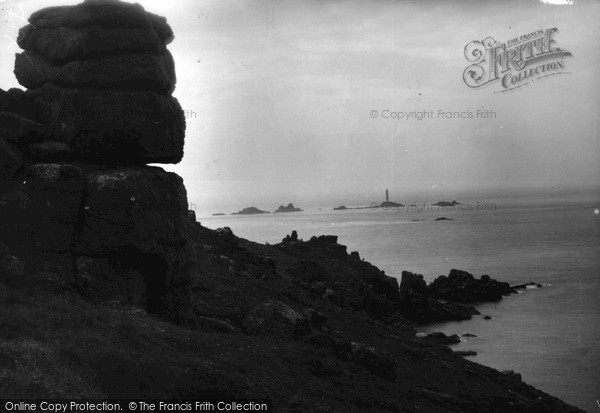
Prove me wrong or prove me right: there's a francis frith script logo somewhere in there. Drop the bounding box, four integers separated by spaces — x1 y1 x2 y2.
463 28 572 92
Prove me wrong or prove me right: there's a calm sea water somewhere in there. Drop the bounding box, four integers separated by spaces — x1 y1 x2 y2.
200 195 600 412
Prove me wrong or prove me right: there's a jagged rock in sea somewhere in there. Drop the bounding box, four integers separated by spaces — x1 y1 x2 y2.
232 206 269 215
433 200 462 207
421 332 461 346
274 203 303 213
428 269 516 303
0 0 191 319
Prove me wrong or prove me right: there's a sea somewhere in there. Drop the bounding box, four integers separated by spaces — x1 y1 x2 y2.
200 194 600 412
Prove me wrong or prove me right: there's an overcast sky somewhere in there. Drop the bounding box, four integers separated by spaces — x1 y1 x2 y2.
1 0 599 215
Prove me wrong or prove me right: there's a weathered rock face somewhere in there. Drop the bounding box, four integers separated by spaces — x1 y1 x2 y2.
9 0 185 165
32 84 185 164
26 1 173 40
17 0 172 63
428 269 516 303
15 51 176 94
0 139 23 179
398 271 480 324
1 0 192 320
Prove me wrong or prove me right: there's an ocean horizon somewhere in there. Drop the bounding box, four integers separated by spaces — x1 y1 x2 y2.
200 193 600 412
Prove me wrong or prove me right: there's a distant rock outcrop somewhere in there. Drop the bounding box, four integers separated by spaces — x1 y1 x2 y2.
380 201 403 208
0 0 191 320
433 200 462 207
232 207 269 215
274 203 303 213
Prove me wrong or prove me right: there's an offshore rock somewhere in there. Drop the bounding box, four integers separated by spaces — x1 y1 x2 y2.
428 269 516 303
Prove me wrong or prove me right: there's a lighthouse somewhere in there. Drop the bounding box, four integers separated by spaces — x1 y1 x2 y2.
380 189 403 208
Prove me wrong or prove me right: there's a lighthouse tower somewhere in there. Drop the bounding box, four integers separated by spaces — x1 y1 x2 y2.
385 189 389 202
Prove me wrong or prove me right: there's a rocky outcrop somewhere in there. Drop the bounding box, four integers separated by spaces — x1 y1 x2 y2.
17 1 172 63
433 200 461 206
428 269 516 303
398 269 517 323
274 203 303 213
15 51 176 94
273 232 400 320
0 0 191 320
421 332 461 346
9 0 185 165
232 206 269 215
31 84 185 164
399 271 479 323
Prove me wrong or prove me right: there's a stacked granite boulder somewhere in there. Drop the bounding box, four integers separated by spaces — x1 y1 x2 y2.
0 0 191 320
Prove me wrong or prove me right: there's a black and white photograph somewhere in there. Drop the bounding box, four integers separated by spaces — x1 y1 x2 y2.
0 0 598 411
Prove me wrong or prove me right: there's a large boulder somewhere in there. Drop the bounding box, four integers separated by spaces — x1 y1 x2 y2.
17 25 167 64
74 166 188 253
72 166 192 319
27 0 173 43
18 0 173 64
15 51 176 94
32 84 185 163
